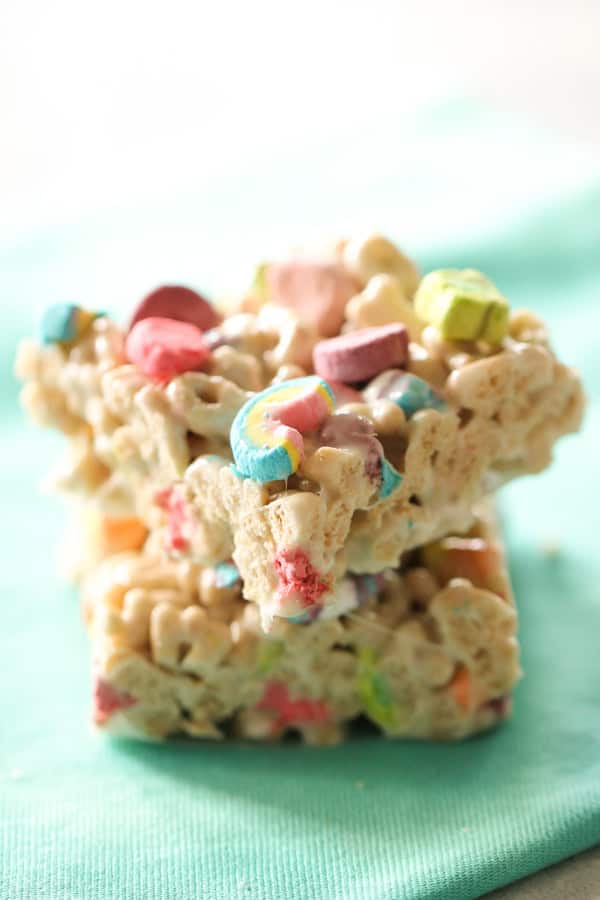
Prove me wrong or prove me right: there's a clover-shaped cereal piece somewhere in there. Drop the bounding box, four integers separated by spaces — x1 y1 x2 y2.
150 602 232 675
430 581 519 701
341 233 420 296
208 345 263 391
256 304 318 372
167 371 252 438
345 273 423 335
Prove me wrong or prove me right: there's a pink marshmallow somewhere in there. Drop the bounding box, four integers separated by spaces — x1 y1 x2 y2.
313 323 409 383
257 680 330 732
126 316 211 382
267 260 359 337
93 676 137 724
274 547 330 608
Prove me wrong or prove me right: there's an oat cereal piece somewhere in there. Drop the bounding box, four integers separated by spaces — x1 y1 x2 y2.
345 274 423 335
85 508 519 743
167 372 252 438
208 345 263 392
340 233 420 297
256 304 319 373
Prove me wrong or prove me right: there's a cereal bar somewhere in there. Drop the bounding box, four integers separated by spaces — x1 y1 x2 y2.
85 505 520 743
16 236 584 627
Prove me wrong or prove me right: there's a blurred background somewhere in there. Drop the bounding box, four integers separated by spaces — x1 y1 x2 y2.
1 0 599 316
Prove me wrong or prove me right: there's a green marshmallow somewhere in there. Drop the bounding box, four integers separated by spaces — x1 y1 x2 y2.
356 647 399 731
250 262 269 301
256 639 284 674
414 268 509 343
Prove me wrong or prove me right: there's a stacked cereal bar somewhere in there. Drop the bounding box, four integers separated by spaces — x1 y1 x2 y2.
85 503 519 743
16 234 583 741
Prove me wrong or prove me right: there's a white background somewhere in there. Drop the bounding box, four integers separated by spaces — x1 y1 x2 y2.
1 0 599 238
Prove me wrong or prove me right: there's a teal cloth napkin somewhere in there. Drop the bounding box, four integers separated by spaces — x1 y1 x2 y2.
1 104 599 899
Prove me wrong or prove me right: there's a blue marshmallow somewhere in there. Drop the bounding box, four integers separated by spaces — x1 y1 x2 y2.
40 304 78 345
365 370 446 419
214 562 240 589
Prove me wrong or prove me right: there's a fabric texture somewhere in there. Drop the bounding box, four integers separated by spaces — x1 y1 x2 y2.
1 103 599 899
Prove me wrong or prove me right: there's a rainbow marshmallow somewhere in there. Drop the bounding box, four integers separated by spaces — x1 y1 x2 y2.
231 376 335 483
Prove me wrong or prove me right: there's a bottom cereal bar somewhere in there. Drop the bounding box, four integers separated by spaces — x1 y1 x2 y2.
84 504 519 744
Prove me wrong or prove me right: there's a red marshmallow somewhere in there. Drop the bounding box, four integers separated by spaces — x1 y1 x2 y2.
128 285 220 333
126 316 211 382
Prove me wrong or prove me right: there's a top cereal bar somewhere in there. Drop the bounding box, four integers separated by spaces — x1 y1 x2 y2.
16 234 584 628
